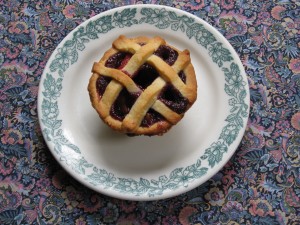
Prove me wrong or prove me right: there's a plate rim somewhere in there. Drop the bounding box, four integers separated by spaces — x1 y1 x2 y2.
38 4 250 201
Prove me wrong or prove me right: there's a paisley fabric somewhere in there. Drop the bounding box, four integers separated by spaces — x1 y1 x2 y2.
0 0 299 224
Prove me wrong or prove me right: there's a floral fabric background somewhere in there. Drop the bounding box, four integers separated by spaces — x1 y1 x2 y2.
1 0 300 224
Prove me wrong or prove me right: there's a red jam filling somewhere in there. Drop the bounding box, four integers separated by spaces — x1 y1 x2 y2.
105 52 132 69
96 76 111 97
178 70 186 83
110 89 139 121
158 84 189 114
141 109 165 127
154 45 178 66
97 48 188 127
132 63 159 90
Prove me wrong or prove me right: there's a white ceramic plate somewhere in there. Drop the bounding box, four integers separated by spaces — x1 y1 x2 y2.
38 5 250 201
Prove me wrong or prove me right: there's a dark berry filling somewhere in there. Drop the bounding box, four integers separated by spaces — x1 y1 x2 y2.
133 63 159 90
105 52 132 69
110 89 139 121
159 84 189 114
154 45 178 66
97 52 132 98
141 109 164 127
178 71 186 83
96 76 111 97
101 47 187 127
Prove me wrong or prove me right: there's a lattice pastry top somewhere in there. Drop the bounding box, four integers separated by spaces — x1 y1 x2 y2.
88 35 197 136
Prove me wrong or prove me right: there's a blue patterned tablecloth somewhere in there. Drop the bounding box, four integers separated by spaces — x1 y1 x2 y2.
1 1 300 224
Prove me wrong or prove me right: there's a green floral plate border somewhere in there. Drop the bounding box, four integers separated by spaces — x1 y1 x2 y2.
38 5 249 201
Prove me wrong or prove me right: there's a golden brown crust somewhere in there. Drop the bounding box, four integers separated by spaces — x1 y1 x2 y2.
88 35 197 136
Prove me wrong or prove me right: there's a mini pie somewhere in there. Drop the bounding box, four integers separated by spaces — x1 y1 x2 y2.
88 35 197 136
